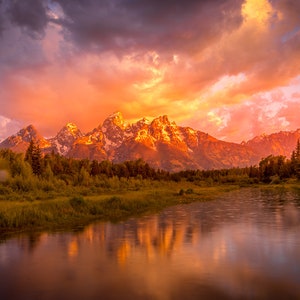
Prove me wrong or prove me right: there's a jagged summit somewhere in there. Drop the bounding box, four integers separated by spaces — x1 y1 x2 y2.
0 112 299 171
13 124 41 141
137 117 150 125
64 122 80 136
56 122 82 139
107 111 123 119
152 115 171 125
17 124 40 141
102 112 127 151
23 124 36 131
102 111 126 131
0 124 50 152
49 122 83 155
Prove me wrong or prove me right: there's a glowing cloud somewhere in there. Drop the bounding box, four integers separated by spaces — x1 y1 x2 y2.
0 0 299 142
242 0 275 26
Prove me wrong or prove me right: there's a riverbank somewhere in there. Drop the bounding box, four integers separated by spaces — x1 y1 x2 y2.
0 182 240 236
1 181 299 237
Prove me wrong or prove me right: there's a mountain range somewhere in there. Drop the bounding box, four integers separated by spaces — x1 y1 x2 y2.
0 112 299 171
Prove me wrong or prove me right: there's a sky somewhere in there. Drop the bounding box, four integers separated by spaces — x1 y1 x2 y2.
0 0 299 143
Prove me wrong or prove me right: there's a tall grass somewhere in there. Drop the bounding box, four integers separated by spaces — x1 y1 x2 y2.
0 182 241 234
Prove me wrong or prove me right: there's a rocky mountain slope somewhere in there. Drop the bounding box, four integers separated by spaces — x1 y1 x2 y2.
243 129 300 159
48 122 83 155
0 112 299 171
0 125 51 153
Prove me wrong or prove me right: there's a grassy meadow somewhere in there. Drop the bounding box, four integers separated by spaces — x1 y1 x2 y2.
0 179 242 236
0 144 300 237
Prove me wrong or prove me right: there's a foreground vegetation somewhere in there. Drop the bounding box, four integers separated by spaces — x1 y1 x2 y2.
0 139 299 235
0 182 241 235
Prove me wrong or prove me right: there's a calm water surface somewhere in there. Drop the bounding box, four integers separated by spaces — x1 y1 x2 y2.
1 188 300 299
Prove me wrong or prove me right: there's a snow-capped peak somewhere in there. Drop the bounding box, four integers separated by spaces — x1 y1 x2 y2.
50 122 83 155
152 115 170 125
137 117 150 126
17 125 40 142
108 111 123 119
65 122 79 135
102 111 126 131
2 111 299 172
56 122 82 138
107 111 124 124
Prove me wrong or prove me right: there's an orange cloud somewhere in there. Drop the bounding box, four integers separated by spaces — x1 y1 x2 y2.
0 0 299 142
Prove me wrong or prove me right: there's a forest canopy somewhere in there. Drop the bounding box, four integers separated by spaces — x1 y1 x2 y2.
0 139 299 197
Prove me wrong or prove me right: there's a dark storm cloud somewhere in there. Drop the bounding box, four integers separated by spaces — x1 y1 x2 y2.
0 0 7 36
53 0 243 55
1 0 299 143
7 0 48 37
272 0 300 24
0 19 3 36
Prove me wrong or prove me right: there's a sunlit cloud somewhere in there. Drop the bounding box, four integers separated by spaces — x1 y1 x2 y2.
0 116 21 142
0 0 299 142
242 0 276 27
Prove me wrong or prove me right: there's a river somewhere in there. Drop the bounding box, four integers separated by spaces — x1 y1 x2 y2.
1 188 300 299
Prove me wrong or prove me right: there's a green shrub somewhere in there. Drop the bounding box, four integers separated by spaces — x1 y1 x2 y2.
0 184 13 195
104 196 122 209
9 175 38 192
178 189 185 195
270 175 281 185
178 188 194 195
186 188 194 194
69 196 87 211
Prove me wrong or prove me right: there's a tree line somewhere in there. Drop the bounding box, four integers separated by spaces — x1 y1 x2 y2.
178 140 300 184
0 139 299 194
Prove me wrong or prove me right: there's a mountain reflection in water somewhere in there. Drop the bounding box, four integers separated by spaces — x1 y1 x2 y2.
1 188 300 299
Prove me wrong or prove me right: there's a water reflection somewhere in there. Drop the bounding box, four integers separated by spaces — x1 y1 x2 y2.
1 188 300 299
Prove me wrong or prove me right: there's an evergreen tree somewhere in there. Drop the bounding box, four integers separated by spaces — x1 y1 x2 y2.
90 160 100 176
25 140 43 176
78 167 90 186
25 140 35 166
294 139 300 179
43 163 54 180
296 139 300 159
